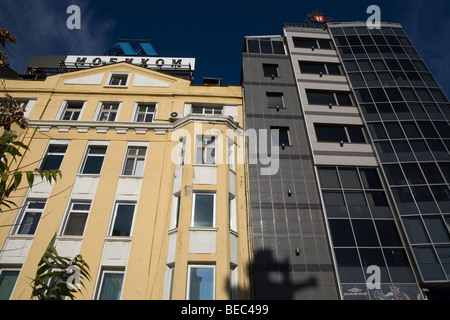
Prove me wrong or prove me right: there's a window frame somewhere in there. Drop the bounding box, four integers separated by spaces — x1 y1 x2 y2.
121 145 147 176
186 264 216 300
132 102 157 123
191 105 223 115
270 126 291 147
262 63 279 78
0 268 20 300
39 142 68 171
105 72 130 87
79 143 108 175
314 124 367 144
95 102 121 122
108 202 137 237
266 92 285 109
195 135 217 165
95 269 125 300
191 192 217 229
60 202 91 237
58 100 86 121
13 199 47 235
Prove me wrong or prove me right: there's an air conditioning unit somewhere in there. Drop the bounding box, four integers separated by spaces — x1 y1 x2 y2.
169 112 181 122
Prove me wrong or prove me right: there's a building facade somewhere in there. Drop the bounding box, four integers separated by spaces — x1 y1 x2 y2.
0 50 251 300
242 19 449 300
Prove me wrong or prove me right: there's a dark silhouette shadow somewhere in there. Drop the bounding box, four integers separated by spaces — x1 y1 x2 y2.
226 250 318 300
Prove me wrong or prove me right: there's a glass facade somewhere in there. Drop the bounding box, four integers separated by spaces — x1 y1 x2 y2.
329 24 450 285
318 166 423 299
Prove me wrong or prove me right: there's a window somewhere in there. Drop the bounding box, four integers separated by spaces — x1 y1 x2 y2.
271 126 291 147
108 73 129 86
0 269 19 300
14 200 46 235
191 193 216 228
187 265 215 300
134 103 156 122
306 90 353 106
266 92 285 109
195 135 217 165
80 145 107 174
109 203 136 237
97 102 119 121
314 124 366 143
40 145 67 171
263 64 279 78
227 137 236 172
245 38 285 54
61 202 91 236
299 62 342 75
191 105 223 115
293 37 332 49
97 270 124 300
60 101 84 121
171 194 181 229
122 146 146 176
229 195 237 232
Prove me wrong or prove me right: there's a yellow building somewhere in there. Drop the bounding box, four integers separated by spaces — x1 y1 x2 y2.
0 61 251 300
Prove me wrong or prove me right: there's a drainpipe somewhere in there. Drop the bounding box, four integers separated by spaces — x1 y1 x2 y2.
242 87 254 300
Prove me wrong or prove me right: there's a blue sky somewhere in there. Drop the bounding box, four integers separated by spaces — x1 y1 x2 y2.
0 0 449 97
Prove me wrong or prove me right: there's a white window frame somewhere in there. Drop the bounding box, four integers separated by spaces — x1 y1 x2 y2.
120 142 149 177
15 98 36 118
108 202 137 237
78 142 108 175
163 264 175 300
227 137 236 172
39 140 70 171
57 100 86 121
191 104 223 115
12 199 47 236
170 193 181 230
60 201 91 237
95 269 125 300
229 195 237 232
131 102 158 123
105 72 131 87
0 268 21 300
94 102 122 122
195 135 217 165
186 264 216 300
191 192 216 228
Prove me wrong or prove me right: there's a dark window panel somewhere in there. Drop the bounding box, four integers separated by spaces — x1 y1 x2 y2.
374 141 397 162
392 140 415 161
384 122 405 139
424 216 450 243
383 248 416 283
411 186 440 213
383 164 407 185
347 127 367 143
352 219 380 247
366 191 392 218
334 249 365 283
307 91 337 105
329 219 356 247
403 217 431 244
339 168 361 189
402 163 426 184
323 191 348 217
413 246 446 281
318 167 341 188
391 187 419 215
376 220 402 246
260 40 273 54
420 163 445 184
315 125 348 142
345 191 370 218
247 39 260 53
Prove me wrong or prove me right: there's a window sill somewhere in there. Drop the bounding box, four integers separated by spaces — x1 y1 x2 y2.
188 227 218 232
104 85 128 89
104 236 132 241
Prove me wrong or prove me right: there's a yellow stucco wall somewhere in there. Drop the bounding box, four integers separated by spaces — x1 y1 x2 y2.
0 62 250 300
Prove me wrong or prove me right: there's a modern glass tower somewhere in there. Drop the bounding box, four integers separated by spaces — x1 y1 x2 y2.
242 16 449 300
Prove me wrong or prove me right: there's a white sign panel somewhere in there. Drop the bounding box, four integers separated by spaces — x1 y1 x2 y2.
65 56 196 70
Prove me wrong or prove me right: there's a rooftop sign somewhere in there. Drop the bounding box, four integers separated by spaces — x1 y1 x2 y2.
285 10 334 30
64 55 196 70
